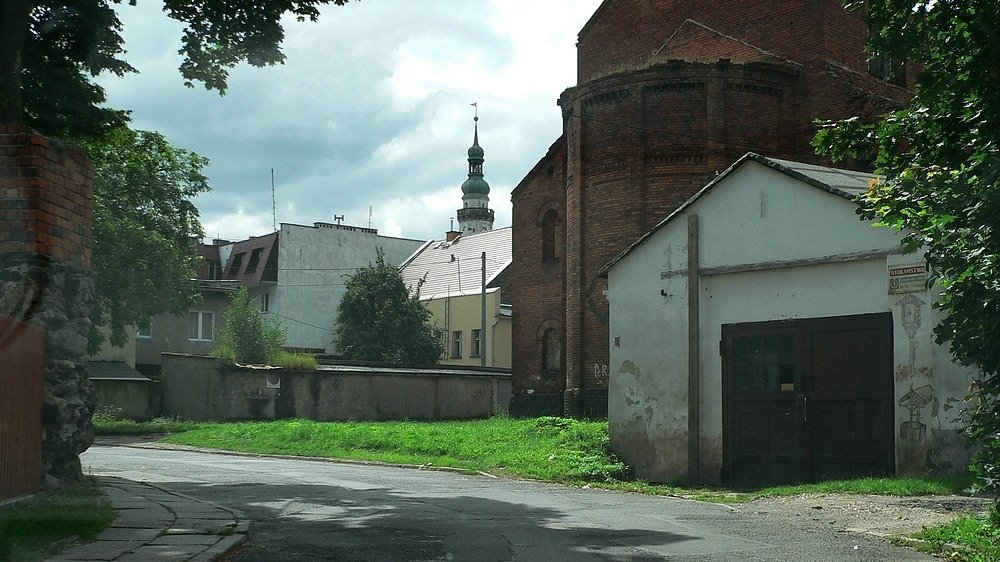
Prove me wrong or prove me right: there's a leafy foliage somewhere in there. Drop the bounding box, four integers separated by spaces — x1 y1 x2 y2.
215 286 286 364
78 127 209 351
334 250 444 365
813 1 1000 511
8 0 351 136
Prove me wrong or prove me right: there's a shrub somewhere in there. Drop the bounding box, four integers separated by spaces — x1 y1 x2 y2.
215 286 286 364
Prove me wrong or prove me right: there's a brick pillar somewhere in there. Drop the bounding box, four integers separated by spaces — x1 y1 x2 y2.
0 123 97 482
563 101 584 417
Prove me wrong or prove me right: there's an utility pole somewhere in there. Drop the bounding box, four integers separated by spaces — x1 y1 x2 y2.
481 251 487 367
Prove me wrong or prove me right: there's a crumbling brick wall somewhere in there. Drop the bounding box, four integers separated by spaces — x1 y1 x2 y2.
0 124 96 481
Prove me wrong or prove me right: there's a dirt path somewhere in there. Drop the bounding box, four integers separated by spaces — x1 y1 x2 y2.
741 493 992 538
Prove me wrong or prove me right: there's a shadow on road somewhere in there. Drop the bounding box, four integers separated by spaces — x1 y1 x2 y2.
158 479 694 561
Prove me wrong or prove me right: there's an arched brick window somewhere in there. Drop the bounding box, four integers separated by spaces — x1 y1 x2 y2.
542 327 562 372
541 209 560 261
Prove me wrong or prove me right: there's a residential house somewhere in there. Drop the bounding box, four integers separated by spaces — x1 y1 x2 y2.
602 154 971 487
135 242 240 373
400 227 512 368
137 223 425 369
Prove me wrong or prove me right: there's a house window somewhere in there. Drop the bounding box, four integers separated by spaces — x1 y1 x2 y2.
451 331 462 359
471 329 482 358
867 23 905 86
137 320 153 339
228 253 245 276
543 328 562 372
207 260 221 280
541 210 561 261
245 248 263 273
188 311 215 341
868 53 905 85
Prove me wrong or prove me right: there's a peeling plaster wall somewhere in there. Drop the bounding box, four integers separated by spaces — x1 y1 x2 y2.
608 161 973 484
608 231 690 482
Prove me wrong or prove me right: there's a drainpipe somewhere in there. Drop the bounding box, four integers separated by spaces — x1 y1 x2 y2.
687 214 701 485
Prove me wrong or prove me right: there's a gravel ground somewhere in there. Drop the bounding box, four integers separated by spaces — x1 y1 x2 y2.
739 493 993 538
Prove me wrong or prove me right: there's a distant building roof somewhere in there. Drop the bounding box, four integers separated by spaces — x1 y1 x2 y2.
400 227 512 300
221 232 279 286
599 153 879 276
85 361 151 382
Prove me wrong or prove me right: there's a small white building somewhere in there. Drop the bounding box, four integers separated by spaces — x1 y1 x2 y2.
602 153 972 486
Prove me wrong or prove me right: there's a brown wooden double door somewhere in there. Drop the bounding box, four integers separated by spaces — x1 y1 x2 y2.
722 313 895 487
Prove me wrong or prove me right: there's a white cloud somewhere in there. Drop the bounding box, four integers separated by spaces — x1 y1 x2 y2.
98 0 603 243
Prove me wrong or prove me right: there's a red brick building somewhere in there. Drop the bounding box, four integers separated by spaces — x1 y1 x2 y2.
509 0 914 417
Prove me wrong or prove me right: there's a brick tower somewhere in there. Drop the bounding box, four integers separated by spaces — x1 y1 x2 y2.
509 0 914 417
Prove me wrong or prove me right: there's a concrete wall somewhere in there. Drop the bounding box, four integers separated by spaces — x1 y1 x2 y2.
161 353 511 422
423 289 511 368
92 380 153 421
607 162 971 483
272 223 424 353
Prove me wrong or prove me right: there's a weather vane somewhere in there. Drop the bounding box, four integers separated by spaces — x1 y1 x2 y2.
471 101 478 121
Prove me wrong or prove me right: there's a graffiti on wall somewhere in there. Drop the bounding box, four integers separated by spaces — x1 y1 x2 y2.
593 363 609 381
896 293 926 367
898 383 940 442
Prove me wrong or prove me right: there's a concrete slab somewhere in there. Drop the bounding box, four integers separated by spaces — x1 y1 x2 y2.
149 534 223 546
46 539 145 561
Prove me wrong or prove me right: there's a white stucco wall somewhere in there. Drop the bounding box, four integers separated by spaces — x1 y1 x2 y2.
608 162 972 483
270 223 424 352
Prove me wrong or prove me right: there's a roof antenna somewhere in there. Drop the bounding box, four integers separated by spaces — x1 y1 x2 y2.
334 215 345 226
271 168 277 232
369 206 373 228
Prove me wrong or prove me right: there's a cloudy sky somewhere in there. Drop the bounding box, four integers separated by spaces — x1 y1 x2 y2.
98 0 604 242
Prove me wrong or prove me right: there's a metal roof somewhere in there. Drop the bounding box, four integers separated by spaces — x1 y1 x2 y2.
599 153 879 276
400 227 512 300
85 361 151 382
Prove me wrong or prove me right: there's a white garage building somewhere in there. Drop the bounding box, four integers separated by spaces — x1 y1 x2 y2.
602 153 972 486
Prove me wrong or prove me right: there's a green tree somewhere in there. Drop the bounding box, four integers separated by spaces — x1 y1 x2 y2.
1 0 350 135
215 286 286 364
334 251 444 366
814 1 1000 514
77 126 210 351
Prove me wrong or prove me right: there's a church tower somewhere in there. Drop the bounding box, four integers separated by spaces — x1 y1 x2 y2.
457 115 494 235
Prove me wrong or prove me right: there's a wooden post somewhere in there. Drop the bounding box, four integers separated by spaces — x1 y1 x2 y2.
687 214 701 485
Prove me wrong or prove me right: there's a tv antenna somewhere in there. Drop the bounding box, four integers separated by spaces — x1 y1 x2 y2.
334 215 345 226
270 168 277 232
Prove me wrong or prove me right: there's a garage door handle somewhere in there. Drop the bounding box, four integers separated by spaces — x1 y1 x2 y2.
802 395 808 423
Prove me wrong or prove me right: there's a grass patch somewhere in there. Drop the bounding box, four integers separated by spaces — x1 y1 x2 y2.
93 415 206 436
912 516 1000 561
162 416 625 483
0 480 115 562
270 351 317 370
104 416 976 503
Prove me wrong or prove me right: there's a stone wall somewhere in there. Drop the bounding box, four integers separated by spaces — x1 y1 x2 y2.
0 124 96 480
160 354 512 422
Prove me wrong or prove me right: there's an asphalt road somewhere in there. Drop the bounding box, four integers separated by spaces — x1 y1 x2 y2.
82 446 933 561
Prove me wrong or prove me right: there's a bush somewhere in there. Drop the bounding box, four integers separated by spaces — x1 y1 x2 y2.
334 250 444 365
215 286 286 364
